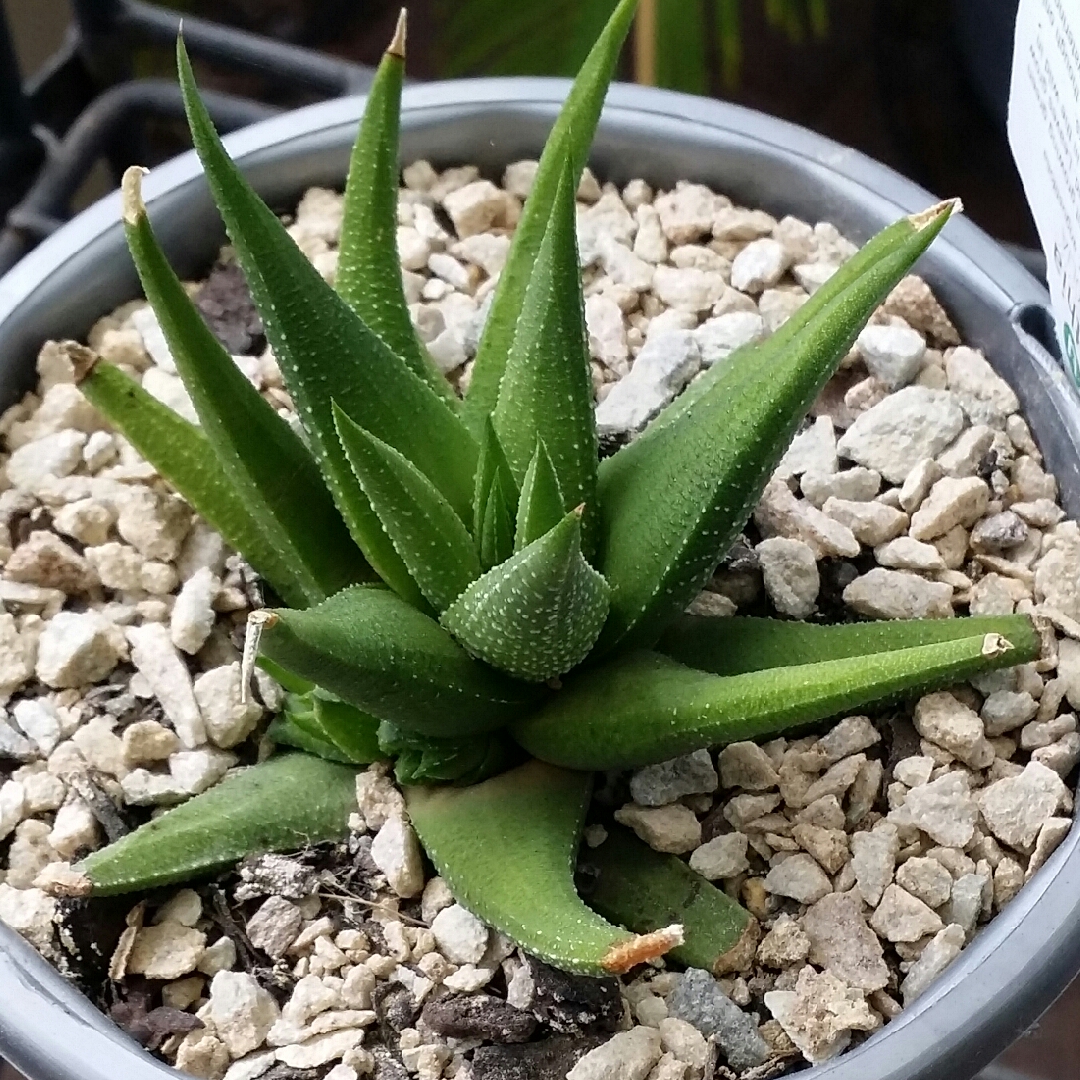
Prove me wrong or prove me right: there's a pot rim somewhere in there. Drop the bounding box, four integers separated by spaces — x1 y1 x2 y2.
0 77 1077 1080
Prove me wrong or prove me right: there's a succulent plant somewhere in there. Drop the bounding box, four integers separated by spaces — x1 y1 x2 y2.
73 0 1039 978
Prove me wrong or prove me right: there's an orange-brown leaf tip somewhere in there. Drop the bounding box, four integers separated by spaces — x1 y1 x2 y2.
121 166 149 227
601 924 684 973
908 198 962 231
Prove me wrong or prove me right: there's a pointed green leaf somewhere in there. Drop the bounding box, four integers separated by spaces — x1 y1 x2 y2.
580 826 755 974
334 403 479 612
595 201 959 654
80 363 310 607
473 418 518 569
441 509 610 681
491 160 597 552
80 754 358 894
515 628 1036 770
177 40 477 595
515 438 565 551
462 0 639 431
407 760 684 976
120 168 367 606
659 613 1040 677
259 585 543 736
335 14 453 403
479 470 516 571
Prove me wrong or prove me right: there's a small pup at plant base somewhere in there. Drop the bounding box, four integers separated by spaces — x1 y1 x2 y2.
66 0 1039 978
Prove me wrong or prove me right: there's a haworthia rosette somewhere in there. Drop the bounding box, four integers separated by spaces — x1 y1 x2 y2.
79 754 358 894
406 760 684 975
335 12 454 403
440 508 610 681
258 585 543 736
118 167 367 607
80 364 310 607
515 629 1036 769
595 200 960 654
334 403 479 612
462 0 639 431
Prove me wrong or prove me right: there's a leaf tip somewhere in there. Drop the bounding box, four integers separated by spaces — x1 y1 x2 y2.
243 610 280 703
982 632 1012 659
908 198 963 231
388 8 407 59
65 342 100 386
121 166 149 227
601 923 684 973
571 503 586 518
35 863 93 898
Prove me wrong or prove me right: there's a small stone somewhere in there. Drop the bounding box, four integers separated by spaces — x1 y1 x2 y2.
614 804 702 854
909 477 989 541
275 1030 364 1069
724 792 781 830
1032 732 1080 776
895 857 953 909
694 312 766 367
942 874 983 938
823 498 908 546
938 425 995 478
718 742 780 791
801 467 881 507
977 761 1069 853
432 904 489 965
206 971 281 1059
801 890 889 990
914 692 994 769
730 239 788 293
994 857 1025 909
1021 713 1077 751
128 922 207 979
0 780 26 841
566 1027 661 1080
127 622 204 748
890 772 978 847
655 184 721 245
12 699 62 757
175 1031 230 1080
659 1017 709 1073
667 968 770 1071
981 691 1039 737
422 993 537 1044
596 327 703 431
792 824 849 874
442 181 510 238
755 537 819 618
776 416 837 480
247 897 304 960
900 924 966 1003
945 347 1019 427
857 321 925 389
7 430 86 489
763 854 832 904
36 611 124 688
7 531 95 593
899 458 945 512
171 567 219 654
869 884 944 942
170 747 237 796
894 756 935 787
689 833 749 880
122 720 180 766
757 915 811 969
837 386 965 483
630 749 718 807
1027 817 1072 879
972 511 1028 552
874 536 946 571
194 664 263 749
116 487 191 562
843 568 953 620
764 965 878 1064
801 755 867 806
370 815 424 897
759 288 808 332
49 797 98 858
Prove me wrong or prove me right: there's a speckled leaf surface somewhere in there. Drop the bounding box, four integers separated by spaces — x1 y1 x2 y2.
515 439 565 551
335 403 479 612
407 759 678 975
515 630 1033 769
473 419 518 570
260 585 543 736
595 203 958 654
462 0 639 431
441 510 609 681
120 168 366 607
81 754 358 894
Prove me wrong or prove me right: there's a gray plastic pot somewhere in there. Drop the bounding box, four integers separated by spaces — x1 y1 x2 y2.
0 79 1078 1080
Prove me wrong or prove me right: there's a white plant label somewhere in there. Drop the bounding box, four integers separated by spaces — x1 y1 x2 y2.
1008 0 1080 390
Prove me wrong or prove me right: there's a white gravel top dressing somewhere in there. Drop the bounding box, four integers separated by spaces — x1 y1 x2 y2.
0 160 1078 1080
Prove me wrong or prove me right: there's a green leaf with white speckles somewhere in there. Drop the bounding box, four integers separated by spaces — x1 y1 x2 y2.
473 418 518 570
441 508 609 682
334 403 479 612
491 159 597 554
335 13 455 404
479 470 515 572
515 439 564 551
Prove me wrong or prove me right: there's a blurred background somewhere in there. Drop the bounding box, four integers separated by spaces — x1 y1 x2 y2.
0 1 1072 1077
